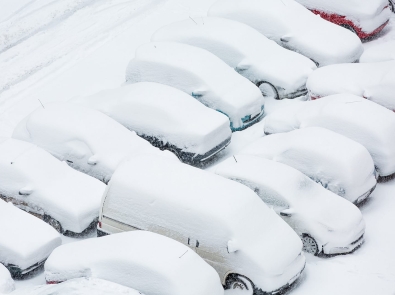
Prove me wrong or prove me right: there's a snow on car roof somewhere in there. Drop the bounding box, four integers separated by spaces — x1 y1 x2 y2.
11 278 143 295
152 17 315 92
264 94 395 177
73 82 231 155
208 0 363 66
0 264 14 294
125 42 264 130
0 138 105 233
103 155 301 274
12 103 174 182
360 41 395 63
45 231 224 295
0 200 61 270
239 127 376 202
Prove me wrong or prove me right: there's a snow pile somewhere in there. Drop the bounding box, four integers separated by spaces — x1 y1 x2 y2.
307 61 395 111
152 17 316 99
239 127 377 203
12 103 176 183
360 41 395 62
0 200 61 271
0 265 14 294
214 155 366 255
10 278 143 295
73 82 231 156
264 94 395 177
208 0 363 66
125 42 264 131
0 137 106 233
45 231 224 295
102 155 305 293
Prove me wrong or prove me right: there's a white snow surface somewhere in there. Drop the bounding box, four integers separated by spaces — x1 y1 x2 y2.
0 265 14 294
307 61 395 111
264 94 395 177
125 42 264 130
239 127 377 203
0 200 61 270
214 155 365 254
12 103 176 183
73 82 231 155
152 17 316 98
360 40 395 62
208 0 363 66
0 137 106 233
102 155 304 292
11 278 143 295
45 231 224 295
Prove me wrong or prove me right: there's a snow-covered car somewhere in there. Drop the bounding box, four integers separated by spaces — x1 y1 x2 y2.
152 17 316 100
45 231 224 295
215 155 366 256
73 83 231 164
240 127 377 204
98 155 306 294
307 61 395 111
295 0 391 39
0 265 14 294
0 137 106 234
12 103 175 184
360 41 395 62
12 278 143 295
208 0 363 67
125 42 264 132
263 94 395 179
0 200 61 278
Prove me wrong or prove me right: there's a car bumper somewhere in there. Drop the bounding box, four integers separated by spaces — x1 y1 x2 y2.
7 258 46 278
231 106 265 132
279 87 308 100
324 234 364 255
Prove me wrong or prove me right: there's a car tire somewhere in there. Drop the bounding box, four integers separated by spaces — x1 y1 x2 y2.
302 234 319 255
340 24 357 35
256 81 279 100
225 274 254 294
44 215 63 234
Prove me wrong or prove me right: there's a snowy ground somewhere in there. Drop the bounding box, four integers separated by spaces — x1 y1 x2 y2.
1 0 394 294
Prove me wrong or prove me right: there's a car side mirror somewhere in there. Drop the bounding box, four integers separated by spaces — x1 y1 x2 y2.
280 208 294 217
19 187 33 196
227 240 239 253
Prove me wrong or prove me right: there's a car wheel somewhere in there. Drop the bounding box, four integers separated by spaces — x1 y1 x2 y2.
302 234 319 255
340 24 357 35
225 274 254 294
256 81 279 100
44 215 63 234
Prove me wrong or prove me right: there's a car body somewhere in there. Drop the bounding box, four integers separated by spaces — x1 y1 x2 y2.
152 17 316 100
208 0 363 67
12 278 143 295
0 137 106 234
12 103 175 184
98 155 306 294
264 94 395 179
45 231 224 295
240 127 377 204
215 155 366 256
295 0 391 39
0 200 61 278
125 42 264 132
0 264 14 294
360 40 395 63
73 82 231 164
307 61 395 111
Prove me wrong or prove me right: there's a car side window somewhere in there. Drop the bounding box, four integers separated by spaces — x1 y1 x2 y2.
255 187 289 210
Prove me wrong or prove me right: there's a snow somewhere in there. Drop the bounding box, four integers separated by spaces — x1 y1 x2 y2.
306 61 395 111
125 42 264 131
214 155 365 255
360 40 395 62
208 0 364 66
295 0 391 33
0 200 61 271
0 265 14 294
0 137 106 233
101 155 305 293
72 82 231 156
239 127 377 203
263 94 395 177
11 278 143 295
45 231 224 295
151 17 316 99
12 103 176 183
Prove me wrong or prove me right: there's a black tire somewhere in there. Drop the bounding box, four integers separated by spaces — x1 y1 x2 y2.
225 274 254 294
340 24 357 35
256 81 279 100
302 234 319 256
44 215 63 234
